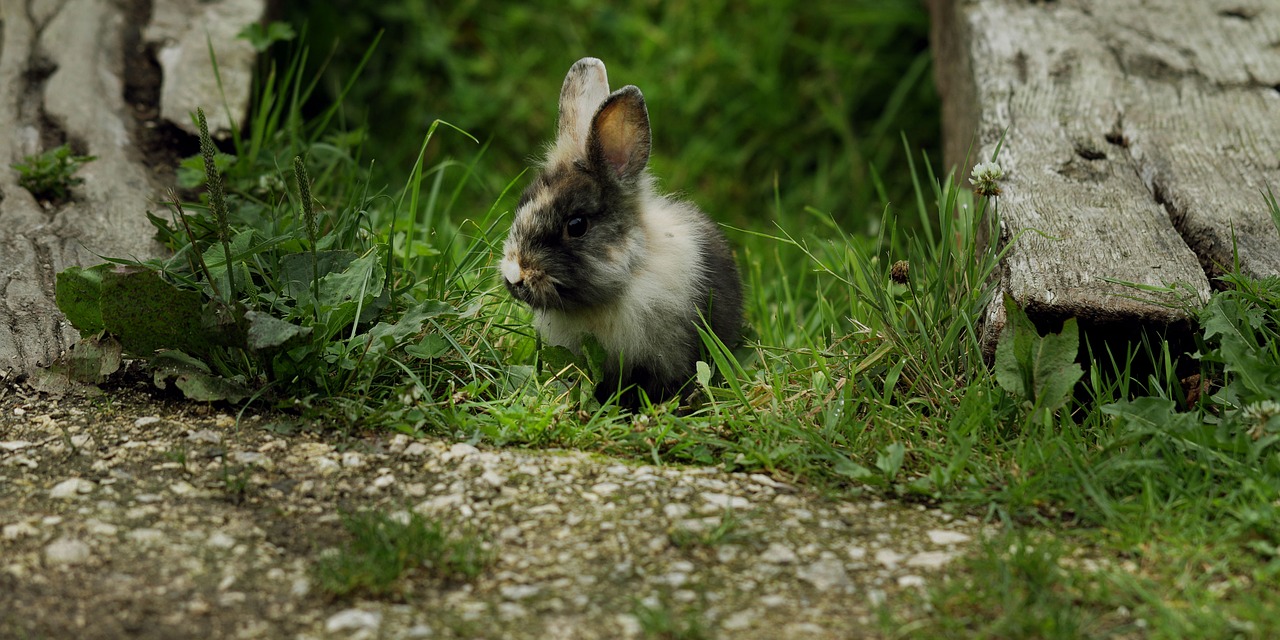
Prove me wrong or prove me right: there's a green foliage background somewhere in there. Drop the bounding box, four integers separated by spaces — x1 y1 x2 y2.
286 0 937 229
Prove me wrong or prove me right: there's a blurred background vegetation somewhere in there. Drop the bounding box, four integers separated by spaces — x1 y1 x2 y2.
283 0 938 232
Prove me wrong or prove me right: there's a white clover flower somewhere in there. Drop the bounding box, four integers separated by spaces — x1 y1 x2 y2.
970 161 1005 197
1242 400 1280 440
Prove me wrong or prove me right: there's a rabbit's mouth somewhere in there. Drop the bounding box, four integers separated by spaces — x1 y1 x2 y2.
503 265 565 310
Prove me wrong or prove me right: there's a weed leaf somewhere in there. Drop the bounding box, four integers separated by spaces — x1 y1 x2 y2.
100 266 214 358
245 310 312 351
55 264 110 336
994 294 1083 421
151 350 250 403
363 299 454 358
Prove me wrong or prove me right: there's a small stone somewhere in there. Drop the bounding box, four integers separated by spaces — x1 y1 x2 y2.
760 543 798 565
403 442 430 457
49 478 94 499
373 474 395 489
187 429 222 444
797 558 850 591
405 624 434 638
341 452 365 468
443 443 479 462
480 470 506 488
12 407 25 416
133 416 161 428
897 575 926 588
590 482 621 496
722 609 755 631
500 584 541 600
326 608 382 633
214 414 235 428
497 602 528 619
847 546 867 561
907 551 957 569
3 522 38 540
926 529 972 545
875 549 905 569
0 441 33 451
169 481 197 496
759 594 788 607
45 538 92 565
615 614 642 637
700 492 750 511
663 503 690 519
85 520 119 537
232 451 269 467
207 532 236 549
127 528 165 545
405 482 428 497
314 457 340 475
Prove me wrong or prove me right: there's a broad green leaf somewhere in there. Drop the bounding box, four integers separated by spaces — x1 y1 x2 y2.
876 442 905 479
151 350 250 403
279 250 358 299
312 246 388 339
55 264 110 335
539 345 582 374
363 299 455 357
245 310 312 351
994 294 1084 421
405 334 452 360
834 458 875 481
581 334 607 384
696 360 712 388
99 266 213 357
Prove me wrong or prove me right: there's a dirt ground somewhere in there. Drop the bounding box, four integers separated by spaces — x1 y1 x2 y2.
0 376 982 639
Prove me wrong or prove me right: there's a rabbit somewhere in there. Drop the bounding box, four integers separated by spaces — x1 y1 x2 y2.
500 57 743 409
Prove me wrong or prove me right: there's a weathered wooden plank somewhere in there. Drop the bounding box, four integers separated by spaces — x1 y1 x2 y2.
930 0 1280 345
0 0 261 378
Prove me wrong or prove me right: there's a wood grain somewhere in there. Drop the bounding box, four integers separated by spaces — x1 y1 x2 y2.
930 0 1280 347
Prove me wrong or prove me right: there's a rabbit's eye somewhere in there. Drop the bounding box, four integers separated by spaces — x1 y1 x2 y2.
565 216 589 238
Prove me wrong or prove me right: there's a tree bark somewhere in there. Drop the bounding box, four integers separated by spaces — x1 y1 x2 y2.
0 0 262 378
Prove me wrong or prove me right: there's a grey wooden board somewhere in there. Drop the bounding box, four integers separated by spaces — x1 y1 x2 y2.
0 0 260 378
930 0 1280 344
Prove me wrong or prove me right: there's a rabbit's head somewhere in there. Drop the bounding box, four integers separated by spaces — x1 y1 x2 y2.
500 58 655 312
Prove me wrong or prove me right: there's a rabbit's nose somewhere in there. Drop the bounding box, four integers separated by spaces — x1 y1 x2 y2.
500 253 523 285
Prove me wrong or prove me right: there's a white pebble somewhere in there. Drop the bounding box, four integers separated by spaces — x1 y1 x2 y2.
49 478 95 499
326 609 383 633
907 550 957 569
760 542 798 565
133 416 161 428
45 537 92 565
3 522 38 540
875 549 905 569
927 529 972 545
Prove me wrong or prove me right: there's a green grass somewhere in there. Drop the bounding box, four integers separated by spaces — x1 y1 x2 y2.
48 5 1280 633
11 143 96 203
313 509 490 598
289 0 937 231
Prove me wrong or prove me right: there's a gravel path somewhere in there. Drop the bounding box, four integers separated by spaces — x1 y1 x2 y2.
0 382 982 638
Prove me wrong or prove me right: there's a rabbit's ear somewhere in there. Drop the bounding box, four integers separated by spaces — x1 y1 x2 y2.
587 86 650 182
557 58 611 154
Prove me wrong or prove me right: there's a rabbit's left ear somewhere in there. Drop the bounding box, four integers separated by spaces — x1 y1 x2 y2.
557 58 611 155
587 86 651 183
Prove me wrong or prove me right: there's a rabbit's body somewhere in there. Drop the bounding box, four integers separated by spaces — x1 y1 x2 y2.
502 58 742 408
